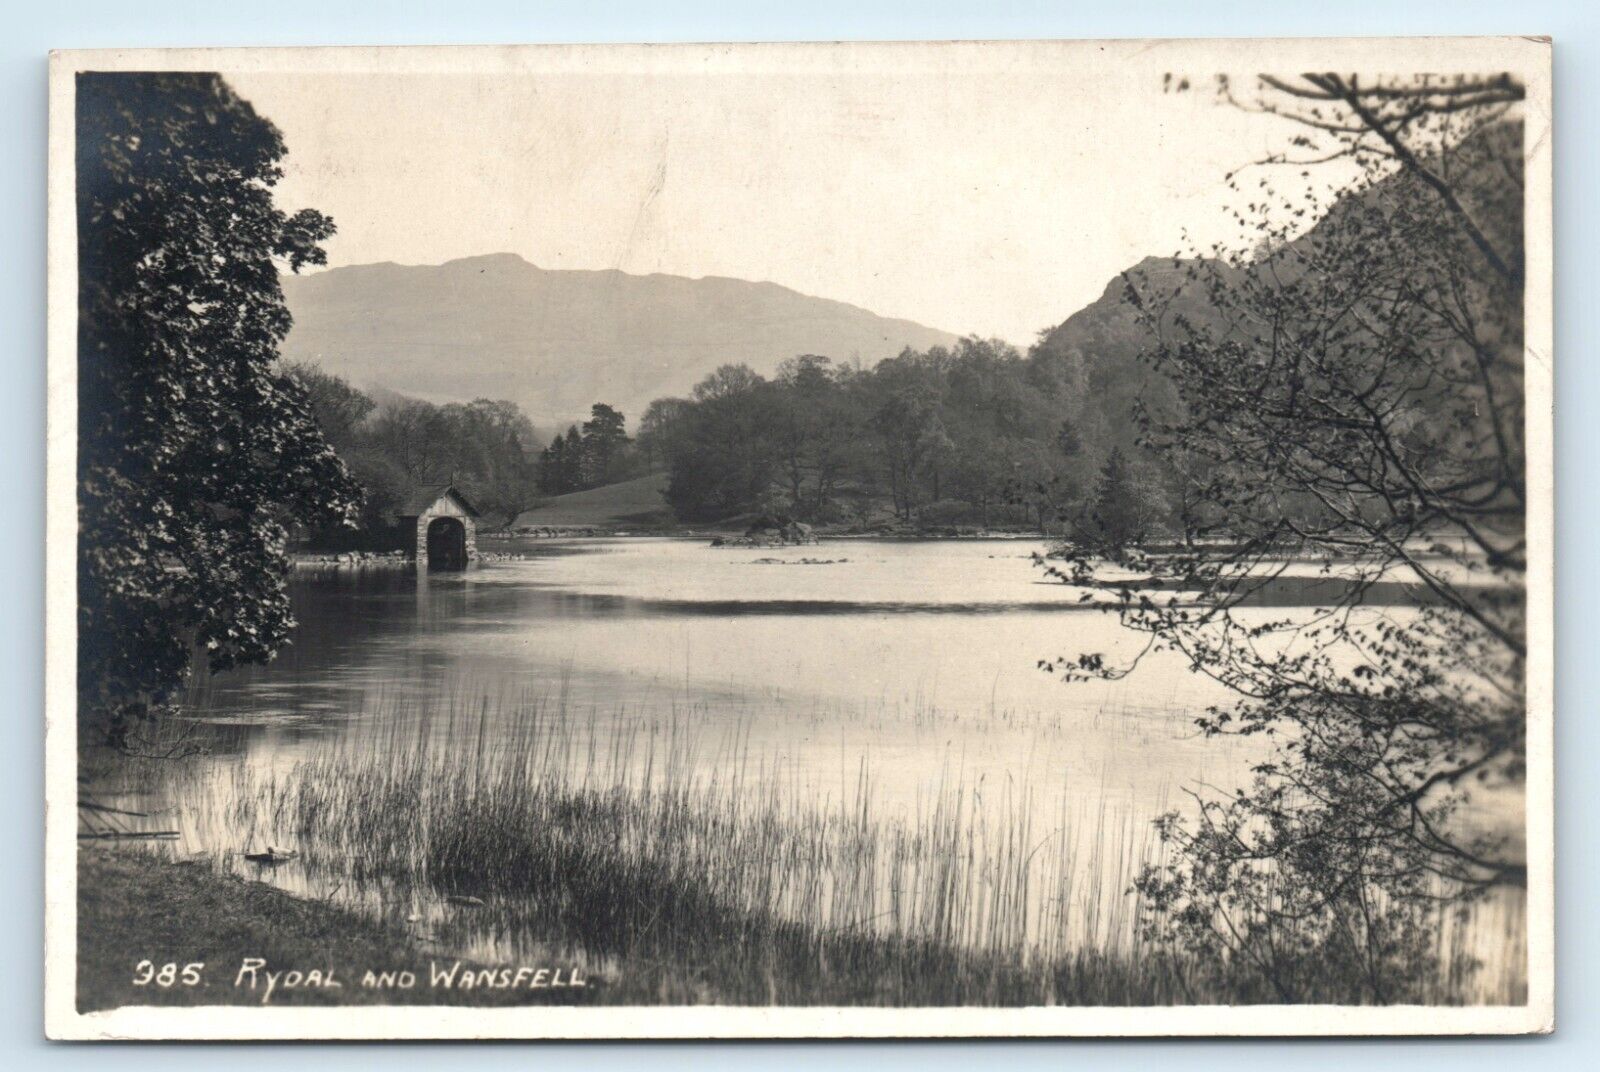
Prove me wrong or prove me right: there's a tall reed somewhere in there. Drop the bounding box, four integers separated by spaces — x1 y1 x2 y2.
154 688 1520 1006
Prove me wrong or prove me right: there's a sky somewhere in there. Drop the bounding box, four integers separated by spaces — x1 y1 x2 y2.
227 50 1321 345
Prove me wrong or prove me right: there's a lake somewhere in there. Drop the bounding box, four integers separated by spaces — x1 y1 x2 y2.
103 537 1525 1000
176 539 1255 875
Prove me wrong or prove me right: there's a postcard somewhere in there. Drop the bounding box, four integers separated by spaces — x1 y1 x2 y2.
44 37 1553 1039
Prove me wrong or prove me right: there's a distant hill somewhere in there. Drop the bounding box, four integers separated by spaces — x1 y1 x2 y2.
279 254 958 426
1029 128 1521 485
1029 123 1522 464
512 472 672 529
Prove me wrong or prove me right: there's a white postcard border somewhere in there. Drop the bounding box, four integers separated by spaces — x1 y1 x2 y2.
43 36 1555 1040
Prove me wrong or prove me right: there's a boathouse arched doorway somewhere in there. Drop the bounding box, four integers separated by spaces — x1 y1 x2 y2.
425 516 468 570
399 484 480 570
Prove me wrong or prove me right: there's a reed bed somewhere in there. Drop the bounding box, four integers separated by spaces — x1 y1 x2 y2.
143 689 1521 1006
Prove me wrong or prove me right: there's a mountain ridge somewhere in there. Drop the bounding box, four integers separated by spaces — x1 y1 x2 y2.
279 253 960 427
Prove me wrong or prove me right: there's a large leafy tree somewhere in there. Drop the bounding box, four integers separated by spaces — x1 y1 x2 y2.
76 73 360 749
665 365 779 521
445 399 542 528
770 355 861 518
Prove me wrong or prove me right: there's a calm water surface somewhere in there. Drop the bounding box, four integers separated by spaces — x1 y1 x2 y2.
100 538 1522 997
183 538 1249 813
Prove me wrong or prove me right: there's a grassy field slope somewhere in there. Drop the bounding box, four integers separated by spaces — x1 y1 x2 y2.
511 472 672 530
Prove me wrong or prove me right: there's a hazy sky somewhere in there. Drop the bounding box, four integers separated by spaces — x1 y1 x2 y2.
228 54 1315 345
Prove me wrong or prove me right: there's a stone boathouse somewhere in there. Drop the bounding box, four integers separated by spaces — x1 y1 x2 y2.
397 484 480 569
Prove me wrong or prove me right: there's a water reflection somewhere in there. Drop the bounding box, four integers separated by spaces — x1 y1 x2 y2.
105 538 1523 1001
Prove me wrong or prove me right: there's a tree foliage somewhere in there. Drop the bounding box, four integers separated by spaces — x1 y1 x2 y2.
664 364 781 521
536 404 639 496
1077 447 1167 556
652 339 1137 528
289 367 545 534
1046 73 1529 1000
76 73 361 748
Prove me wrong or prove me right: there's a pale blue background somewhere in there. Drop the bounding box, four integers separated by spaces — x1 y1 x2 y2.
2 0 1594 1063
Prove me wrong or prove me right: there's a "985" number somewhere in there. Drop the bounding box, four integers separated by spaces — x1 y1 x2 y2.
132 960 205 987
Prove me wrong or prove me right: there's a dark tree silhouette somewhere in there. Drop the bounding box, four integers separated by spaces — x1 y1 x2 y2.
1082 447 1160 555
580 403 631 487
76 73 360 749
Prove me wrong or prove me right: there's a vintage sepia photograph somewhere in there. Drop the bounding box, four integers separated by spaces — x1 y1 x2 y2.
44 38 1553 1039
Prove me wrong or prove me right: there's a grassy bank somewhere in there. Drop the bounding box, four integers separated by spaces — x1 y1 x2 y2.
78 843 1175 1010
77 847 599 1010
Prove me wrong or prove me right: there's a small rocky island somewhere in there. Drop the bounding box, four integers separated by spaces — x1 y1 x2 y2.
711 515 818 548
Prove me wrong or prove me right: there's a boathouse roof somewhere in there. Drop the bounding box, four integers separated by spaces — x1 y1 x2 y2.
396 483 481 519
